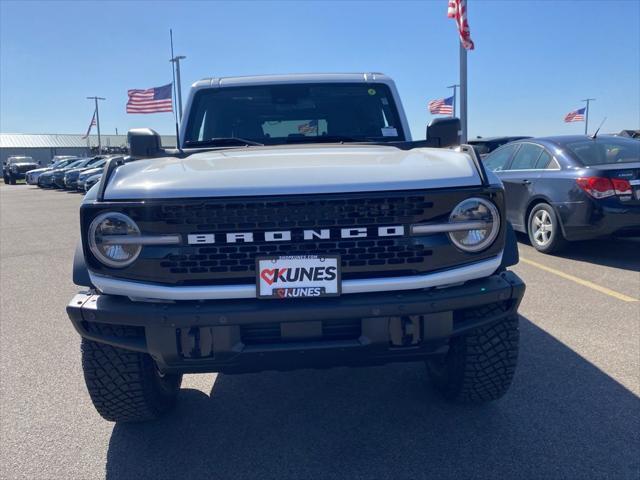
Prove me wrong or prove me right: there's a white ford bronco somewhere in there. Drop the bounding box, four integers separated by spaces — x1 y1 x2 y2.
67 73 525 422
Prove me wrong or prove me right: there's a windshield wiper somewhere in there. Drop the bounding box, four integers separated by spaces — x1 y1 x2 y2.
184 137 264 147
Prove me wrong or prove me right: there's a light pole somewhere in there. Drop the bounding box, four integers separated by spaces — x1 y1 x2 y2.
170 53 186 120
86 96 105 153
581 98 596 135
447 83 460 118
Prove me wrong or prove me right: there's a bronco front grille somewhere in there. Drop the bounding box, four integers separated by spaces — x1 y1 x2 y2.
82 189 505 286
154 194 434 278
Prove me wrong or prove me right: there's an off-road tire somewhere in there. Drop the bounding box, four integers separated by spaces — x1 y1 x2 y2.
527 203 567 254
81 326 182 423
9 174 16 185
426 315 519 403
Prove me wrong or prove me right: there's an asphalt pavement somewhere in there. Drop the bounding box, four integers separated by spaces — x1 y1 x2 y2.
1 184 639 480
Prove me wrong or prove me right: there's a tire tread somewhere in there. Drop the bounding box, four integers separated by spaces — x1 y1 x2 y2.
81 324 181 422
428 316 519 403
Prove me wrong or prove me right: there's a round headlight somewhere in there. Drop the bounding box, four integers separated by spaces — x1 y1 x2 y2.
448 198 500 252
88 212 141 268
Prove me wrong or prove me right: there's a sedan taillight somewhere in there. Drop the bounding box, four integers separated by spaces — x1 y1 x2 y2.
611 178 632 195
576 177 614 198
576 176 632 199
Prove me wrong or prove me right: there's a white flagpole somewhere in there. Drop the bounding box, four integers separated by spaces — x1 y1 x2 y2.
459 43 467 143
447 84 459 118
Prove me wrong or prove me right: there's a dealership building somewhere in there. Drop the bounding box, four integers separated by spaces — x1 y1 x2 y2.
0 133 176 165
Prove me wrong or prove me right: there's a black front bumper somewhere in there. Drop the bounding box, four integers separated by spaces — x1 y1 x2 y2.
67 271 525 374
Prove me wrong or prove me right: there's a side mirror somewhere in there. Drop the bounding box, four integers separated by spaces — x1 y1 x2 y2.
128 128 163 157
426 117 461 148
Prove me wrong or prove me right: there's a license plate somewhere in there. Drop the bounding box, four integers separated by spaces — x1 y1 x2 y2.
256 255 341 299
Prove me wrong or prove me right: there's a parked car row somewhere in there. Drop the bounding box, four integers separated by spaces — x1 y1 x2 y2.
25 156 79 185
24 155 108 192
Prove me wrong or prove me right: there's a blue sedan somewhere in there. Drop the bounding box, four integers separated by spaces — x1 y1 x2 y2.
483 135 640 253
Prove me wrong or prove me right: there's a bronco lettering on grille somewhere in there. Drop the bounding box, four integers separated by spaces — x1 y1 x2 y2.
187 226 405 245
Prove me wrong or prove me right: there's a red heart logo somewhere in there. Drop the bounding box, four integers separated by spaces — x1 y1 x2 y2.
276 288 286 298
260 269 276 285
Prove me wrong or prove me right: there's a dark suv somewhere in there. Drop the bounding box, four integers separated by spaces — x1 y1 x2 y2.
3 156 39 184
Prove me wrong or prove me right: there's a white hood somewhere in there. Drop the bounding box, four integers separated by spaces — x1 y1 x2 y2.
104 144 481 200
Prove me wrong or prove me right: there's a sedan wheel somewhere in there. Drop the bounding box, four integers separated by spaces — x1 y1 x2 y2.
527 203 567 254
532 209 553 247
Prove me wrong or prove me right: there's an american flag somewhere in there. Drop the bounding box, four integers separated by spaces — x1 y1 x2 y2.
448 0 474 50
298 119 318 134
564 107 586 123
428 96 454 115
126 83 173 114
82 110 97 139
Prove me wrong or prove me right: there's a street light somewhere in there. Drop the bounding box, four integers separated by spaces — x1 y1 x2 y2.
86 96 105 153
169 55 186 120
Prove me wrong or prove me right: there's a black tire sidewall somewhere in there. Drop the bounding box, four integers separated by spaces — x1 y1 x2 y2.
527 203 565 253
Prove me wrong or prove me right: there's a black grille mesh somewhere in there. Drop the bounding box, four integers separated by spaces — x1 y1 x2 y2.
156 195 433 230
160 239 431 275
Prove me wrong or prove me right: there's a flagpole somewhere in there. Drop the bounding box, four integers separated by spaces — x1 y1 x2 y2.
86 96 105 153
169 30 186 123
459 43 468 143
447 84 459 118
581 98 595 135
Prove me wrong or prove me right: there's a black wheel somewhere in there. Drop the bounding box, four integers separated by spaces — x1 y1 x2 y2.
81 325 182 423
3 175 9 184
527 203 567 253
9 174 16 185
427 315 519 403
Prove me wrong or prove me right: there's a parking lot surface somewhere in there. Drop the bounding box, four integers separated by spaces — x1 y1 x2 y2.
1 185 639 480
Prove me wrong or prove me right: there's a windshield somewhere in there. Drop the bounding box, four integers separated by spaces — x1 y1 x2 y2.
564 137 640 166
183 83 405 146
62 159 86 170
52 158 76 169
86 159 106 170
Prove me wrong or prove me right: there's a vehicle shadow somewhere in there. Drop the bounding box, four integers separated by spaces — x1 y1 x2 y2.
517 234 640 272
106 317 639 480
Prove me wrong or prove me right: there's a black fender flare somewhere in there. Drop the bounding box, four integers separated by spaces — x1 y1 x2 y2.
499 222 519 270
73 241 94 288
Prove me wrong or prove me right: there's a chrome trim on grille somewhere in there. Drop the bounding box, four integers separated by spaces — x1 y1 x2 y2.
411 221 490 234
89 253 503 301
100 235 182 246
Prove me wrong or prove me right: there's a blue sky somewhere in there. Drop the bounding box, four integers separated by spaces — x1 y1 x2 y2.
1 0 638 139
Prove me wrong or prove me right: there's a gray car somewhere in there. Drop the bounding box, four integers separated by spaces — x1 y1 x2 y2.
77 164 106 191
